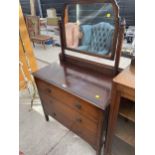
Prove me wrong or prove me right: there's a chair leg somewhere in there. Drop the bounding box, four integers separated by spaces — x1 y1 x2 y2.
32 41 35 47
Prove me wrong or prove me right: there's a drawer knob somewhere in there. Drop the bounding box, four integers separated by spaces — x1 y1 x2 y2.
75 103 82 109
76 118 82 123
52 112 56 117
46 88 52 93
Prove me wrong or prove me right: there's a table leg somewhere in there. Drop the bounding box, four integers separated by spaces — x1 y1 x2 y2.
104 83 121 155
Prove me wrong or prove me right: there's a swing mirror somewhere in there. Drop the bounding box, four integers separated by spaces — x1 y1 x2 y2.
63 1 119 60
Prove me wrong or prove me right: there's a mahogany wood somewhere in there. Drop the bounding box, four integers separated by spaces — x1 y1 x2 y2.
34 63 113 110
39 93 98 148
36 79 101 123
58 20 65 61
33 1 125 154
114 19 126 74
59 53 115 76
59 3 125 75
33 62 113 155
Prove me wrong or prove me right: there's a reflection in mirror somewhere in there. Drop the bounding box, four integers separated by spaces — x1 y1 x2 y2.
65 3 116 57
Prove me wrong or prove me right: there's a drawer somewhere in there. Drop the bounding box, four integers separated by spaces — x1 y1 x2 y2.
35 78 100 123
40 94 98 147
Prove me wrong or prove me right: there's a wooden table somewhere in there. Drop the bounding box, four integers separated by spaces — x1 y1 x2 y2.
104 65 135 155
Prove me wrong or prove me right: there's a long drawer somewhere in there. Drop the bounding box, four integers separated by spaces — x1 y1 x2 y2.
40 93 98 148
35 78 100 123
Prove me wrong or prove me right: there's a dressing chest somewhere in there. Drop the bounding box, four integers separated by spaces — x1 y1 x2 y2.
33 0 125 154
34 63 113 154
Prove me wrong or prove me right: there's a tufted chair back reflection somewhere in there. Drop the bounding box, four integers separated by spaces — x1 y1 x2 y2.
79 22 114 55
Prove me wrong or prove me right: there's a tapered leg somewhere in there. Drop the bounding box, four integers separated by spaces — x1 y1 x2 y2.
45 114 49 121
96 146 102 155
96 111 105 155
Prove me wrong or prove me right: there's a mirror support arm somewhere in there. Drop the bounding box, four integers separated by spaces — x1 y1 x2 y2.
114 18 126 74
59 19 66 62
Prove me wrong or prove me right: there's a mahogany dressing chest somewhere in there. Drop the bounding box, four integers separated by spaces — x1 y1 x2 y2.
33 0 125 154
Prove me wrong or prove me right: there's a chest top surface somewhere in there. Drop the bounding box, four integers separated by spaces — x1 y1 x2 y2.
33 62 113 110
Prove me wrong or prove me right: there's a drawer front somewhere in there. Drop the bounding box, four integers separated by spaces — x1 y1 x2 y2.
35 78 100 123
40 94 98 147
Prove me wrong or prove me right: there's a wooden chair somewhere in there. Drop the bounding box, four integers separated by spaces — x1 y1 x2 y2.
25 15 53 49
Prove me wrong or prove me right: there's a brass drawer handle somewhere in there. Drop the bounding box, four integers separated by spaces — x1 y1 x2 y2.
76 118 82 123
46 88 52 93
75 103 82 110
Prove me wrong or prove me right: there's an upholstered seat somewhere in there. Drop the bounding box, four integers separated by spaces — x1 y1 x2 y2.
79 22 114 55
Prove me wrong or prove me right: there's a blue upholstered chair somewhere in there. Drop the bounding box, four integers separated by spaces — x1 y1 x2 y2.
78 22 114 55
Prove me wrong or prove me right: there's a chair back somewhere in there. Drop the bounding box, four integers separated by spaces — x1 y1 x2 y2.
79 22 114 55
25 15 40 38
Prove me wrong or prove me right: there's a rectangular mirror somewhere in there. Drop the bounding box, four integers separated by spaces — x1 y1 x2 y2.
63 2 119 60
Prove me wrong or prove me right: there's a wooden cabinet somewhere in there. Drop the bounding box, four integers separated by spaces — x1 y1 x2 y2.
33 63 113 155
32 1 125 154
104 65 135 155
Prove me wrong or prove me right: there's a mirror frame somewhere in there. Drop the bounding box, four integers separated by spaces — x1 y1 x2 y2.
62 0 120 60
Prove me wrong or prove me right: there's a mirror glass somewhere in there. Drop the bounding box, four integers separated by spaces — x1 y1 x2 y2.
64 3 116 58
